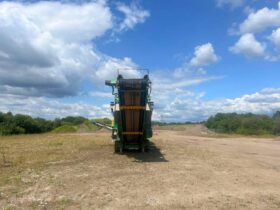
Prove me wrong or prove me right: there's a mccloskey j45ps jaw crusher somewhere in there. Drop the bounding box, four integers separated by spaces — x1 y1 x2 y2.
105 73 153 153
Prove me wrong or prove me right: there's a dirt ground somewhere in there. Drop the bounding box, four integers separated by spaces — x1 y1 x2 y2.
1 126 280 209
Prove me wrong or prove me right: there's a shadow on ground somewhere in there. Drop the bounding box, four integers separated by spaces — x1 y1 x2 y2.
125 142 168 163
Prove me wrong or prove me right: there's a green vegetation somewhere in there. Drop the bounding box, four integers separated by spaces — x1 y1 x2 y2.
0 112 53 135
2 110 280 136
205 111 280 135
153 124 197 131
152 121 198 126
0 112 104 136
52 125 78 133
0 133 111 202
93 118 112 126
52 121 100 133
84 120 100 131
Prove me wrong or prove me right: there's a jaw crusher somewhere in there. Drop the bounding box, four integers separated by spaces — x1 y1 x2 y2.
105 73 153 153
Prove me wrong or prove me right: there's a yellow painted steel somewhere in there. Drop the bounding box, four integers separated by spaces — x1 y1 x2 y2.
122 132 143 135
120 106 146 110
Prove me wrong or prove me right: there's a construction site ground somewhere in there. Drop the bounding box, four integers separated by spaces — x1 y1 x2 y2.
1 125 280 209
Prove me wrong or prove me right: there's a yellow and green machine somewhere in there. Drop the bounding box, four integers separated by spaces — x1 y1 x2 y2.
105 72 153 153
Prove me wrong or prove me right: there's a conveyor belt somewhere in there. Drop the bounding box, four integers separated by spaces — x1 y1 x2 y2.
119 79 148 145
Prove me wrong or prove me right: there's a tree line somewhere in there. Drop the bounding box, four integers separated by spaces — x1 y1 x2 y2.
152 121 198 126
0 112 111 135
1 111 280 136
205 111 280 135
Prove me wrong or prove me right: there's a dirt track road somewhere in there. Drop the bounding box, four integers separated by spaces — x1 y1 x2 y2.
1 129 280 209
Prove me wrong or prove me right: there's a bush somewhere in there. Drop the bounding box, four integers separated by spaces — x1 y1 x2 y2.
0 112 90 136
60 116 87 125
273 111 280 120
273 120 280 135
0 122 25 135
205 112 280 135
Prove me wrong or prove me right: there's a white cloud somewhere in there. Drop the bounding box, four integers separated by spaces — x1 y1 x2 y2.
239 2 280 34
243 6 255 15
0 0 152 119
229 33 266 57
189 43 220 67
216 0 245 8
152 41 276 121
230 2 280 61
94 57 139 83
150 43 222 121
116 2 150 31
155 88 280 122
2 87 280 122
172 42 220 80
0 94 110 119
152 75 221 94
269 28 280 49
1 1 113 43
89 91 112 98
0 1 148 98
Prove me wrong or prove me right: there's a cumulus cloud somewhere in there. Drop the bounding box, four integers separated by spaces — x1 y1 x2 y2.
150 43 222 121
152 42 275 121
189 43 220 67
0 94 110 119
230 2 280 61
2 86 280 122
150 75 220 115
269 28 280 49
239 2 280 34
155 88 280 122
0 1 148 98
95 57 139 83
116 2 150 31
151 43 221 101
229 33 266 57
89 91 112 98
169 43 221 83
216 0 245 8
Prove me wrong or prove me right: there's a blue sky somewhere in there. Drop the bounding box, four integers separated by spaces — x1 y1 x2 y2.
0 0 280 121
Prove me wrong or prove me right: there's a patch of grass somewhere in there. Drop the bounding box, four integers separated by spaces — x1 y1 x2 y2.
76 121 101 133
0 133 111 197
48 141 64 147
51 125 78 133
84 121 100 131
51 122 100 134
2 206 15 210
